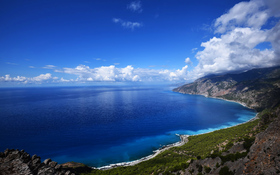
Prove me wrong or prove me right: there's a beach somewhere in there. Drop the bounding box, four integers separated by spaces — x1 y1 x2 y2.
97 135 189 170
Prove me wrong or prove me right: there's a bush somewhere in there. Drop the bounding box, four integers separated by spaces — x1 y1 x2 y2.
219 166 234 175
204 166 211 173
220 152 248 164
197 164 203 172
216 163 220 168
225 141 234 150
180 163 188 169
243 137 255 151
188 169 194 174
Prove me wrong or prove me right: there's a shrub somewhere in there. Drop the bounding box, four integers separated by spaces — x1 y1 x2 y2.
225 141 234 150
220 152 248 164
204 166 211 173
216 162 220 168
219 166 234 175
243 137 255 151
180 163 188 169
197 165 203 172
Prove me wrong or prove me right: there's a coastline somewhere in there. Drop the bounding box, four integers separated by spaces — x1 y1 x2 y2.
96 135 189 170
95 93 258 171
176 92 259 136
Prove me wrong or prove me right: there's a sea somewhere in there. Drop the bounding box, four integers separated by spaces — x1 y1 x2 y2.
0 85 256 167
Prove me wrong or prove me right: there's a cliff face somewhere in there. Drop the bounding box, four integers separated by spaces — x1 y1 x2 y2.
173 66 280 111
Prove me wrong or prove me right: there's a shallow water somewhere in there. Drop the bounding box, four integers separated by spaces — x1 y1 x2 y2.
0 85 256 167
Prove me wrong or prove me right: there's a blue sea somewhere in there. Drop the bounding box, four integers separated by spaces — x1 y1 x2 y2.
0 85 256 167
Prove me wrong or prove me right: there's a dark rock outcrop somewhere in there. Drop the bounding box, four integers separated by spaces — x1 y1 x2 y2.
0 149 92 175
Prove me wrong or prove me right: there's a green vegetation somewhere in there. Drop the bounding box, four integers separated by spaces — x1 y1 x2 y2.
219 166 234 175
220 152 248 164
83 119 259 175
204 166 211 173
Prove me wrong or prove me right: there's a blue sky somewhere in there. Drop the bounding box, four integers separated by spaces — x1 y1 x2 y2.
1 0 280 86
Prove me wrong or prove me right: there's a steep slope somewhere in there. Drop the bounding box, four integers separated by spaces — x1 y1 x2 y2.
179 106 280 175
173 66 280 111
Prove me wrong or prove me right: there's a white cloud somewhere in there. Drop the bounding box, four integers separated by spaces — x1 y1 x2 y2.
6 62 18 65
29 66 35 68
113 18 142 30
61 64 189 82
94 58 106 61
187 0 280 80
0 64 191 84
43 65 56 69
127 1 142 13
0 73 55 84
60 78 71 82
185 57 192 65
32 73 52 81
0 75 27 82
214 0 280 34
191 48 198 53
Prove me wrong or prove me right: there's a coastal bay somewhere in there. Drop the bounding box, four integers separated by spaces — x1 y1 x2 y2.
0 85 256 168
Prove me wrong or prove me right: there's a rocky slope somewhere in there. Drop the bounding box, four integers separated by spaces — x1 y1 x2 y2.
176 106 280 175
0 149 92 175
173 66 280 111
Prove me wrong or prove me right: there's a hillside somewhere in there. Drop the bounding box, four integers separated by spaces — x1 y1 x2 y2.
173 66 280 112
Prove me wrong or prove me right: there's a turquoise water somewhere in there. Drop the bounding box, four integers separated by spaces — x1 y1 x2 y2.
0 85 256 167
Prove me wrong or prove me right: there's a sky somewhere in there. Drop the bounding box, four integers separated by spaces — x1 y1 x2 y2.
0 0 280 86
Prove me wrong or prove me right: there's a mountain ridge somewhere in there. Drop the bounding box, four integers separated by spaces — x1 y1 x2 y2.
173 66 280 112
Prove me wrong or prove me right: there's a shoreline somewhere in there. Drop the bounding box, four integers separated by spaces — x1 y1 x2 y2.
96 135 189 170
94 93 258 171
176 92 259 135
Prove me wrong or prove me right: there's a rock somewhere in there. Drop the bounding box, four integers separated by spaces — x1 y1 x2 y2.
20 152 31 163
55 164 62 170
65 170 72 175
242 112 280 174
43 158 52 165
0 149 77 175
38 166 55 175
49 161 58 168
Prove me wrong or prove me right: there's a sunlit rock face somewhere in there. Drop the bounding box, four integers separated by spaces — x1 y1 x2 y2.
174 66 280 112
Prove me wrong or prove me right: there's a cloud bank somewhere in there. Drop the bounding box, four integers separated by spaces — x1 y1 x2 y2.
0 73 57 84
0 65 190 84
187 0 280 80
61 65 189 82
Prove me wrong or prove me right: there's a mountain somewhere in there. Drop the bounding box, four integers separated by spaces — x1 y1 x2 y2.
173 66 280 112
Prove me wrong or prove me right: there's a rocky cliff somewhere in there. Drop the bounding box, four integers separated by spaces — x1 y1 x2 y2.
173 66 280 112
0 149 92 175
